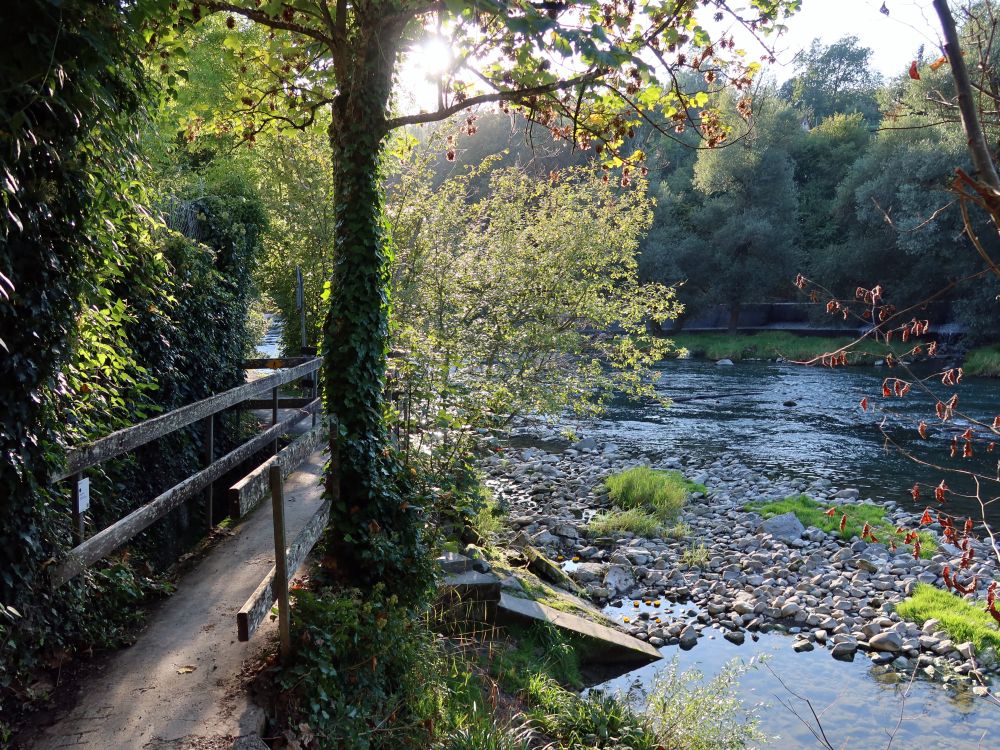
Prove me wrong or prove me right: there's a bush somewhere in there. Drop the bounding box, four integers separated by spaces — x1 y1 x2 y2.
896 584 1000 653
278 585 434 750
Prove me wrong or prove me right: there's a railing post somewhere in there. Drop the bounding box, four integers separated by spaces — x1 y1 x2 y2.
271 385 279 455
311 364 319 428
70 473 86 545
203 415 214 529
269 465 291 661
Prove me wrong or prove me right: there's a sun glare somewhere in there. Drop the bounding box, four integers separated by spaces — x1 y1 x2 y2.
412 37 452 78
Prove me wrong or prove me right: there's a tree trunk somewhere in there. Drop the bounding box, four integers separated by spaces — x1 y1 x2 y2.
319 20 428 598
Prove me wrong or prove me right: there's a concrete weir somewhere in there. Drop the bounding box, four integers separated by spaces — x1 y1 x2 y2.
439 557 662 676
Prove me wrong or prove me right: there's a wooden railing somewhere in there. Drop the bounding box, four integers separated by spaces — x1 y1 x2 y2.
49 358 322 588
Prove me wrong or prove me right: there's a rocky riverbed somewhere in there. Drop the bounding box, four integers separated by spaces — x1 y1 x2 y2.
482 422 1000 694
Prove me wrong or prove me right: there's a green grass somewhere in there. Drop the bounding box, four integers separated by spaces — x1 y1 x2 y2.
963 344 1000 377
588 507 664 537
605 467 701 520
588 468 702 538
896 584 1000 653
746 495 937 558
682 542 710 567
668 332 889 363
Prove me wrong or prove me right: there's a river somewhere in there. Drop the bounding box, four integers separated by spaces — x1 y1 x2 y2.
581 359 1000 529
576 360 1000 749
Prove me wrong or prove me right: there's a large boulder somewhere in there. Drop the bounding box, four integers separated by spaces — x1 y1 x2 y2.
604 564 635 596
756 512 805 543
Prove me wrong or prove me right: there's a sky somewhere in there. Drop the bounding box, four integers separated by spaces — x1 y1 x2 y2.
762 0 944 81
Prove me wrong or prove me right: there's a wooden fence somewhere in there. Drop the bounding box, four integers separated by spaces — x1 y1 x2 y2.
49 358 322 588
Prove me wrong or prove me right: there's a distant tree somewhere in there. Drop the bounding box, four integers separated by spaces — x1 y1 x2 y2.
780 36 883 127
643 95 800 329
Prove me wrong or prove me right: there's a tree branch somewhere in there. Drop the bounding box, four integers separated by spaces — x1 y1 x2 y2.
193 0 337 49
384 70 603 130
932 0 1000 190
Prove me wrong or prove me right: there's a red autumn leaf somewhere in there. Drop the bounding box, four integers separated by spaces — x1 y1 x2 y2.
860 397 869 411
824 507 837 517
910 483 920 500
920 508 933 525
913 539 921 559
935 480 949 502
840 514 848 532
992 415 1000 430
950 437 958 457
928 341 938 356
961 427 973 441
882 383 892 398
930 55 947 71
909 60 920 79
918 421 929 439
964 517 974 535
861 522 872 540
963 442 973 458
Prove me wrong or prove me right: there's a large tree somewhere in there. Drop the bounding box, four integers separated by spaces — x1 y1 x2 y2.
167 0 798 593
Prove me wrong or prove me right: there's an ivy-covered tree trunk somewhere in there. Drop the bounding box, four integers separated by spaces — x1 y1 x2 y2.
320 19 428 598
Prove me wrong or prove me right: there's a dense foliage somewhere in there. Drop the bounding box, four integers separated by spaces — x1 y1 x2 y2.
0 1 268 727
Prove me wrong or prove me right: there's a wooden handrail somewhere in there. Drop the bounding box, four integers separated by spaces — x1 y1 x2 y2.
53 358 321 482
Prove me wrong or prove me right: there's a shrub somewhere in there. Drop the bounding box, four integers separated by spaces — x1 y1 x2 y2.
644 658 766 750
896 584 1000 653
278 586 434 750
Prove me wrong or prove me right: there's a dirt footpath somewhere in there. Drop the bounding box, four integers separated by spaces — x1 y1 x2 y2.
23 451 326 750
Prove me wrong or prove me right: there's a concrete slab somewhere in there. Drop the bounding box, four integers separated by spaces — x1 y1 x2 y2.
22 451 328 750
497 592 662 666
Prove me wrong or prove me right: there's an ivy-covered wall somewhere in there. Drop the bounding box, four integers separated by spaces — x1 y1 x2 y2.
0 2 268 729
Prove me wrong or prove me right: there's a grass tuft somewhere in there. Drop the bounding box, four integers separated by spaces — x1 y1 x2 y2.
588 507 663 537
963 344 1000 377
746 495 936 558
588 468 702 538
896 584 1000 653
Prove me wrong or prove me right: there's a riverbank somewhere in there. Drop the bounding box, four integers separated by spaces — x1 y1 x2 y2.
666 331 1000 377
483 422 1000 697
666 332 887 363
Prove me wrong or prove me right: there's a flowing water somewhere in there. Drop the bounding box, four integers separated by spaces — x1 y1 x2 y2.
579 360 1000 748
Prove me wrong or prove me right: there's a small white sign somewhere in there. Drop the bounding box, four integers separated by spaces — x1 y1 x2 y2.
77 477 90 513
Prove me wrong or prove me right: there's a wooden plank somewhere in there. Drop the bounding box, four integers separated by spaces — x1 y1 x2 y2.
237 499 330 642
55 359 320 482
269 467 291 660
50 401 321 588
228 423 325 519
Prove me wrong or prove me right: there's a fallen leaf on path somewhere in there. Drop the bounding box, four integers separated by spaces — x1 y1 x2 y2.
177 665 197 674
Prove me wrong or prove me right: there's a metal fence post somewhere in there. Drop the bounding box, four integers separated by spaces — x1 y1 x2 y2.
269 465 291 661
